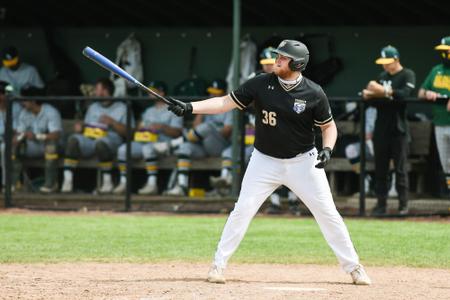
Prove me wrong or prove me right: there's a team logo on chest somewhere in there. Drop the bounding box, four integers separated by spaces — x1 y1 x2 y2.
293 99 306 114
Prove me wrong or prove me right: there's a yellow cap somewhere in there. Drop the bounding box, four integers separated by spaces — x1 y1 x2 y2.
2 56 18 68
207 87 225 95
435 36 450 50
260 58 276 65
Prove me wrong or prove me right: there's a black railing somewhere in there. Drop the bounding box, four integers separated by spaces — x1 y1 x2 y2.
3 95 208 211
3 95 447 214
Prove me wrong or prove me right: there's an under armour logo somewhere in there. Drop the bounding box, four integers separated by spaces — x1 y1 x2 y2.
267 85 274 90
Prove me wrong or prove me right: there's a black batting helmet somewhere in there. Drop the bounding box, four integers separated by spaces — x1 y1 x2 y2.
272 40 309 72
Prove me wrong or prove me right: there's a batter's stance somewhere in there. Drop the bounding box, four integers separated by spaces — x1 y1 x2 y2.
167 40 371 285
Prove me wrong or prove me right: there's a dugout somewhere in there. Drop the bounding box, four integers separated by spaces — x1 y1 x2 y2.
1 0 449 215
1 1 449 97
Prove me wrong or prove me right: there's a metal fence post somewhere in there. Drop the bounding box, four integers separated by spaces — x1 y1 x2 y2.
358 100 366 216
3 94 13 208
230 0 242 197
125 99 132 211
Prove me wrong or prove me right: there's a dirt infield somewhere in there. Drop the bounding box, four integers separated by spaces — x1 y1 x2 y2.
1 263 449 300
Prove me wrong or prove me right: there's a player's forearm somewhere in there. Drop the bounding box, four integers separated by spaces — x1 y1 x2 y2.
320 121 337 150
192 95 237 114
45 131 60 141
391 86 414 100
111 122 127 137
418 88 426 98
192 115 204 127
163 127 182 138
220 126 232 139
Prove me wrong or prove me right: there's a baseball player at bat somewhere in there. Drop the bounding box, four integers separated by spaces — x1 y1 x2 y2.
209 48 301 215
166 40 371 285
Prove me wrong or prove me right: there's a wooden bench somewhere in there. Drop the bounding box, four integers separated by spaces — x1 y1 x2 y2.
327 121 432 195
20 120 432 194
56 119 224 170
23 156 222 170
18 119 223 191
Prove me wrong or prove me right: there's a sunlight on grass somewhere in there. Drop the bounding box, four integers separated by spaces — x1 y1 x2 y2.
0 214 448 268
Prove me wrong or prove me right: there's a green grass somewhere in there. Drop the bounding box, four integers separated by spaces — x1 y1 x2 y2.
0 214 449 268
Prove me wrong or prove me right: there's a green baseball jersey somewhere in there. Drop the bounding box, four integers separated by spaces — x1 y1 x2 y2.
421 64 450 126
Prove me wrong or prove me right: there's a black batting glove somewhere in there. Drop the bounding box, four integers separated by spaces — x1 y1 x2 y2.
167 97 193 117
315 147 332 169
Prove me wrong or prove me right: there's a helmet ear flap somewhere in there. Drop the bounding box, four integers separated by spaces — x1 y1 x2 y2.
288 60 296 71
288 60 303 71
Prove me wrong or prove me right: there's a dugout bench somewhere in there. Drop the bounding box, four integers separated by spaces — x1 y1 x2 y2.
327 120 432 195
17 120 432 196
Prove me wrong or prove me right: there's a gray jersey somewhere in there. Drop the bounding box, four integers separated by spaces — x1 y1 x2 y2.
84 101 133 139
141 104 183 142
17 103 62 134
176 112 233 158
0 102 22 139
0 63 45 95
203 111 233 131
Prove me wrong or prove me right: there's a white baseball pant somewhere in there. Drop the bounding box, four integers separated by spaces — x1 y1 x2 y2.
213 148 360 273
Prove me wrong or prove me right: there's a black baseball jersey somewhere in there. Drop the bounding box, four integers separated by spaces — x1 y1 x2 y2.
230 73 333 158
373 68 415 137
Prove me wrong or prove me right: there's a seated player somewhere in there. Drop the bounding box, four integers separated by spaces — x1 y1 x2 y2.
113 81 183 195
13 87 62 193
165 79 233 196
61 78 132 193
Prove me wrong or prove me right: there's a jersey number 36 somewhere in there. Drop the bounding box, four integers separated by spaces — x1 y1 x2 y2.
262 110 277 126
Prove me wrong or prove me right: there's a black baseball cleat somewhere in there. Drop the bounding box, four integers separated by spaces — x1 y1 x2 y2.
288 201 301 216
398 206 409 216
371 205 387 217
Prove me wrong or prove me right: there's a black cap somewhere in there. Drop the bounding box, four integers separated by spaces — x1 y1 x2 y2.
148 80 168 94
2 46 19 62
2 46 18 59
2 46 19 68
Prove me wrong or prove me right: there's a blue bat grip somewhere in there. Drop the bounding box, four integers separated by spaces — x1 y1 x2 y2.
82 47 138 84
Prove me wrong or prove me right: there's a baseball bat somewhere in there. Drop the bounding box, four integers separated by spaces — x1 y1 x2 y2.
82 47 172 105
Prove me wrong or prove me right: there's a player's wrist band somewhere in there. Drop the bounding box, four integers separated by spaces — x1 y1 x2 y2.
384 86 393 99
186 103 193 115
36 133 47 141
